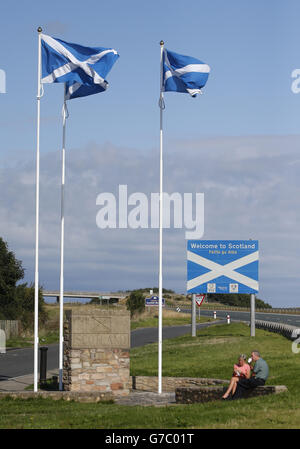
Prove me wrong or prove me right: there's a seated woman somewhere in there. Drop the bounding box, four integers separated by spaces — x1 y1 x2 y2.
222 354 250 400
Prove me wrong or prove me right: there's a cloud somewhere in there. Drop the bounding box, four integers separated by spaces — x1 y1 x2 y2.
1 135 300 306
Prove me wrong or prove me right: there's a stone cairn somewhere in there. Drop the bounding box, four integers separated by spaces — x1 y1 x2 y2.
63 308 130 396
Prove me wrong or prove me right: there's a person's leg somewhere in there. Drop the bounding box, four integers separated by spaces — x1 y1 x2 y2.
222 377 238 398
232 378 240 396
232 378 265 400
232 378 251 400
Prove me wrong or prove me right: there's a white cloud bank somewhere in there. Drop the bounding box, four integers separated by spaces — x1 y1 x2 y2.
1 135 300 307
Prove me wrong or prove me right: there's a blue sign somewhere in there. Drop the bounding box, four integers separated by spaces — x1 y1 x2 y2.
145 295 165 306
187 240 259 294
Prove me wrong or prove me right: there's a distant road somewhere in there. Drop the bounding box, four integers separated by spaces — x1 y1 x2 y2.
179 308 300 327
1 308 300 381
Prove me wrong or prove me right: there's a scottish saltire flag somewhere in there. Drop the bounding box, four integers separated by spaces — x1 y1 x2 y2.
41 34 119 100
163 49 210 97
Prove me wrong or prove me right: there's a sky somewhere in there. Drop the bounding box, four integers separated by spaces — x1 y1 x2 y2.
1 1 300 306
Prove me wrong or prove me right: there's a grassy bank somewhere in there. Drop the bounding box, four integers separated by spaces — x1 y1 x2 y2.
131 308 211 329
0 322 299 428
6 304 62 348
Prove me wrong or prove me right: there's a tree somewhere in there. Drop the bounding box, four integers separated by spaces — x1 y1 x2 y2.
0 237 47 327
206 293 272 309
126 290 145 317
0 237 24 319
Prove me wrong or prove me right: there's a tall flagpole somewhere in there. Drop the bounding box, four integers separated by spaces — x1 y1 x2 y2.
158 40 164 394
59 87 67 391
34 27 43 393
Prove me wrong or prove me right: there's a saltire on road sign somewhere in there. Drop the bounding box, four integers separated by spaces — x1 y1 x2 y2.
187 240 259 294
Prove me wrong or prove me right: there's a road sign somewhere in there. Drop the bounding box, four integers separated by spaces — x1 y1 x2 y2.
195 294 205 307
187 240 259 294
145 295 165 306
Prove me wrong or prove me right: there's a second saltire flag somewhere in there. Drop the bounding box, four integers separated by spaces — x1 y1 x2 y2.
163 48 210 97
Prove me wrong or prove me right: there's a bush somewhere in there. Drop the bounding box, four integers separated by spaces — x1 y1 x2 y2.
126 291 145 317
15 283 48 330
206 293 272 309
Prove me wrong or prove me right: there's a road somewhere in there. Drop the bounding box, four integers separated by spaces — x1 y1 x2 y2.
1 308 300 381
186 308 300 327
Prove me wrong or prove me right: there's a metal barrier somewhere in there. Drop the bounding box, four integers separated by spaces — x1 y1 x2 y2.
254 319 299 340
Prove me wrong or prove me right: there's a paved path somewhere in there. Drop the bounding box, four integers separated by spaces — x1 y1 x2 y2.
0 370 58 392
115 391 176 407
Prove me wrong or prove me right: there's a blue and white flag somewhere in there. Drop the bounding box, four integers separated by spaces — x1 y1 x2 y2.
163 49 210 97
41 34 119 100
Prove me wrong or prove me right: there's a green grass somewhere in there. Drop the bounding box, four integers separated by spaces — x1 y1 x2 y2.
130 322 300 381
0 323 299 429
131 314 211 330
6 337 33 348
6 331 59 348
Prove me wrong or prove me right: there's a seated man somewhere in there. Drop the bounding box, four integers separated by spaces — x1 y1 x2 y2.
232 350 269 400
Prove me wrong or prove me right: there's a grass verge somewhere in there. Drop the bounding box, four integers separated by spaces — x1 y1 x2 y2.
131 308 211 330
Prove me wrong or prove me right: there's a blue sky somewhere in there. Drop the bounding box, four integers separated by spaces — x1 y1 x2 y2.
1 1 300 306
1 0 300 154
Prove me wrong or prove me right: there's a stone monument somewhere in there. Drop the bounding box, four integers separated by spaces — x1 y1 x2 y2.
63 308 130 396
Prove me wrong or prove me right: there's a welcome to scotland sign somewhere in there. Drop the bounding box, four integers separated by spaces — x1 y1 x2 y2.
187 240 259 294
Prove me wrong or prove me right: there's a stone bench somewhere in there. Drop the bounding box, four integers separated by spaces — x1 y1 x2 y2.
175 385 288 404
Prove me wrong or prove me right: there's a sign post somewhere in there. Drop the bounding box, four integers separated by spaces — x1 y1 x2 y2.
191 294 196 337
250 293 255 337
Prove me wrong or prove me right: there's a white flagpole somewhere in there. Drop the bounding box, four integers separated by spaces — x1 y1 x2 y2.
59 86 67 391
158 40 164 394
34 27 43 393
